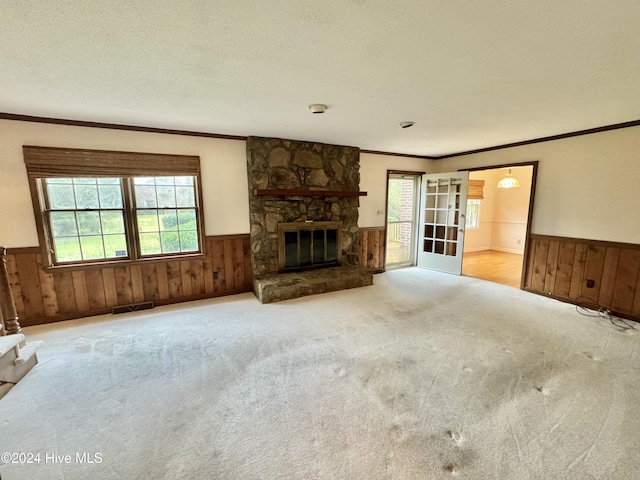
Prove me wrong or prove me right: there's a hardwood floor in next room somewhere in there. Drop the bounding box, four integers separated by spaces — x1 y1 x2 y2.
462 250 523 288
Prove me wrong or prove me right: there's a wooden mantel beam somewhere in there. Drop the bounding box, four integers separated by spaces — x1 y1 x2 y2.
253 189 367 197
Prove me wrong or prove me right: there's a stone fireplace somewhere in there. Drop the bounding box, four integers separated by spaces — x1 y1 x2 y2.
246 137 373 303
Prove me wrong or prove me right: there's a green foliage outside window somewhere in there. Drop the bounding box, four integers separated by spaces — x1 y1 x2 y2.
44 176 200 264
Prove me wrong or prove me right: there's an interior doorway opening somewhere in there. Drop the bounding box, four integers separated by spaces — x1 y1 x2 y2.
385 172 421 269
460 164 536 288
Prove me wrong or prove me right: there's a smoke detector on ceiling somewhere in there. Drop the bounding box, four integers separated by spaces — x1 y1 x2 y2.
309 104 328 114
399 121 415 129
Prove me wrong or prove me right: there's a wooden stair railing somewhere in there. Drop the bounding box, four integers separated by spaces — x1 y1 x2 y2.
0 246 22 336
0 247 43 399
0 296 4 336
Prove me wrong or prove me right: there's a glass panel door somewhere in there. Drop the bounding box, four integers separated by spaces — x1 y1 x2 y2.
385 174 419 268
417 171 469 274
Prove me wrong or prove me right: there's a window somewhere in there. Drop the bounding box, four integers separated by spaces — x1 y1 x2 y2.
24 146 204 267
466 199 481 229
44 177 128 262
133 176 199 256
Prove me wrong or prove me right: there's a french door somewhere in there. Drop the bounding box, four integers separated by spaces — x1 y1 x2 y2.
416 171 469 274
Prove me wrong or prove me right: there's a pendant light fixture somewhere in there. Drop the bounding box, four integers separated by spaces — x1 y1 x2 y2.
497 168 519 189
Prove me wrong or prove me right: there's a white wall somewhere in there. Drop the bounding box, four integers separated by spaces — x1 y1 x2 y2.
359 152 436 228
0 119 433 247
438 126 640 245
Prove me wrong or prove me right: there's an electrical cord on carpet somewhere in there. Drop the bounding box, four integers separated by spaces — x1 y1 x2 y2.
574 296 636 331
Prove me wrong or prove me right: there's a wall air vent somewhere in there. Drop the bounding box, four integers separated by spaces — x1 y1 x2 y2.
112 301 155 315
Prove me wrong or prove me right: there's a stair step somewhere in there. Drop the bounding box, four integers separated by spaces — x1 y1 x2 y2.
0 337 42 399
15 341 44 366
0 334 25 357
0 382 13 400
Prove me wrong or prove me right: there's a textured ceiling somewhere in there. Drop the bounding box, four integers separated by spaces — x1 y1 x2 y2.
2 1 640 156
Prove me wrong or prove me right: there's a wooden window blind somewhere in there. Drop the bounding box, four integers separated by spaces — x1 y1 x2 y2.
23 146 200 178
468 179 485 200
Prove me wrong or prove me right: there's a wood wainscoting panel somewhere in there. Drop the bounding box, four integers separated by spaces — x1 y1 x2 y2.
155 263 170 300
524 235 640 321
53 270 77 314
14 252 46 319
222 239 235 291
211 240 225 293
598 248 621 307
179 260 193 297
359 227 386 273
611 249 640 314
71 271 91 312
5 235 252 327
554 241 576 299
166 261 184 299
130 265 145 303
84 268 107 310
529 238 549 292
141 263 160 302
190 259 206 296
114 267 134 305
568 244 588 300
101 268 119 307
581 245 607 302
36 253 59 317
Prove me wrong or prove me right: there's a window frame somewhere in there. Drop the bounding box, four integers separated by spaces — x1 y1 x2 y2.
129 176 202 259
24 146 206 270
41 176 131 264
465 199 481 230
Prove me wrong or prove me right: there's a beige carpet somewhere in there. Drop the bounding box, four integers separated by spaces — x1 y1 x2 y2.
0 268 638 479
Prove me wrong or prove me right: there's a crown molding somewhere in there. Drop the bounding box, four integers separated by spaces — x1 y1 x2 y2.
2 112 639 160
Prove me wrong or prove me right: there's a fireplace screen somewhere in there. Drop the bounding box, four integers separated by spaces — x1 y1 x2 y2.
279 221 341 271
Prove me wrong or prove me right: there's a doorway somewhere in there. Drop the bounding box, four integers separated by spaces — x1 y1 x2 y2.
385 172 421 268
460 163 537 288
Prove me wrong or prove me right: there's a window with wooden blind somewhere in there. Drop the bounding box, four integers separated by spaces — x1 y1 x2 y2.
465 199 481 229
24 146 205 267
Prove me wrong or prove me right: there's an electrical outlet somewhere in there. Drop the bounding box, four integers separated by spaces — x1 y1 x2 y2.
517 239 521 244
213 271 219 279
586 279 595 288
367 253 374 260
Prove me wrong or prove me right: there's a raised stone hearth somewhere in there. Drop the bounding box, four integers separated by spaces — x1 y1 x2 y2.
246 137 373 302
254 265 373 304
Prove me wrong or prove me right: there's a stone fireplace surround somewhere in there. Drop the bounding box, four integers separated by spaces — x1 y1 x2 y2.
246 136 373 303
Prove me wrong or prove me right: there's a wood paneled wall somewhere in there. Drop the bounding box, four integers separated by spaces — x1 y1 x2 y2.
523 234 640 320
360 227 386 273
6 235 252 327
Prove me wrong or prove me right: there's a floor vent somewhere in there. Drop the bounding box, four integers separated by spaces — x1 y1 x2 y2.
112 301 155 315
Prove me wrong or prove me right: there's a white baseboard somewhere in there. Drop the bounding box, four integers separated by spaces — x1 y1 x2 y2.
464 246 491 253
491 247 524 255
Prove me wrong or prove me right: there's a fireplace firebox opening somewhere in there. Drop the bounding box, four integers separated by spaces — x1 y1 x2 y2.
278 221 342 272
